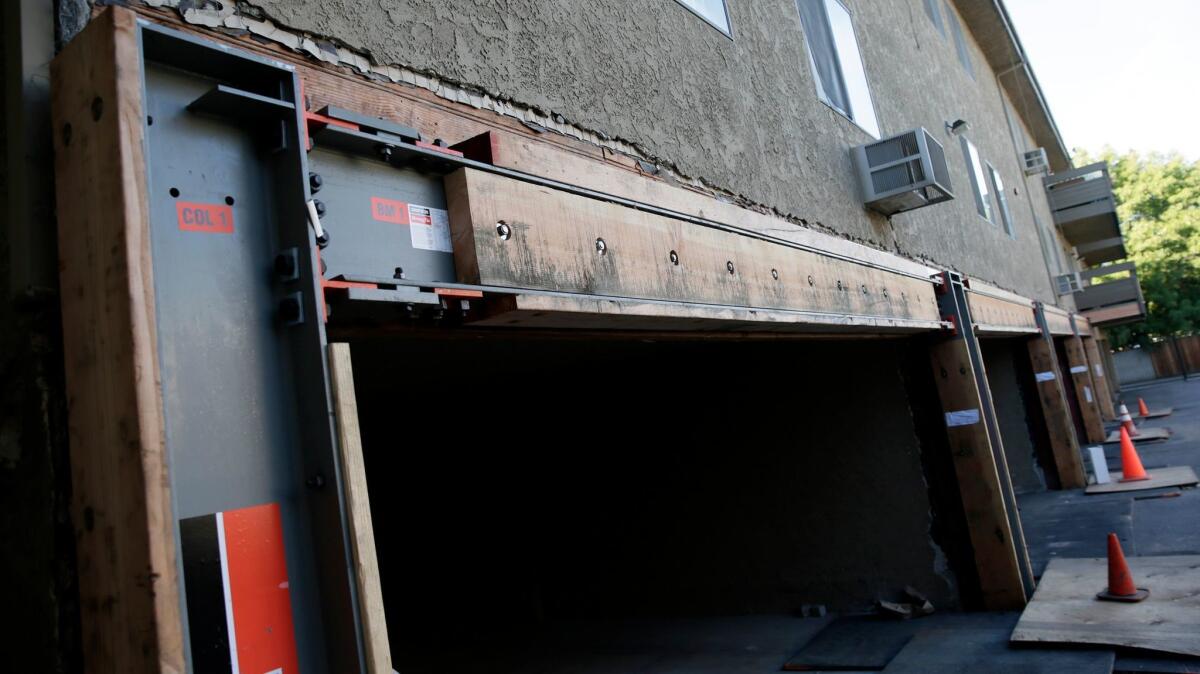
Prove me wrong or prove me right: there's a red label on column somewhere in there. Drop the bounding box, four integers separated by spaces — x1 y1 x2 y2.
370 196 409 224
177 201 234 233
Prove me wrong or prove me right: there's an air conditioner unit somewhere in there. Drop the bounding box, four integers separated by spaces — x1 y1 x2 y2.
852 128 954 216
1023 147 1050 176
1055 272 1083 295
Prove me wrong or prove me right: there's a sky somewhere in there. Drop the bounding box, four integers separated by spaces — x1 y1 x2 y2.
1005 0 1200 161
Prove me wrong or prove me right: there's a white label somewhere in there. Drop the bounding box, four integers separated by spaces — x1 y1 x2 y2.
1084 386 1093 403
1087 446 1111 484
1069 365 1088 374
1035 371 1056 382
1094 364 1103 377
945 409 981 428
407 204 453 253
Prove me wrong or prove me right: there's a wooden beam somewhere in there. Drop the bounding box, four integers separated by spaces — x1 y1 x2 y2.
967 290 1038 336
1082 335 1117 420
1063 335 1106 444
1042 306 1074 336
929 337 1029 610
50 8 184 672
328 344 392 674
445 168 942 327
1026 336 1087 489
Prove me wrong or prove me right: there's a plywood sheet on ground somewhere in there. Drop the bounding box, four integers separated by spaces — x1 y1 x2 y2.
1085 466 1198 494
1105 427 1171 443
1138 408 1175 420
1011 555 1200 656
883 626 1113 673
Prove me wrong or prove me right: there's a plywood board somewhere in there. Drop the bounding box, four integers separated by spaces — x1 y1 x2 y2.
1043 307 1075 336
883 626 1113 673
1011 555 1200 656
1026 336 1086 489
1064 336 1107 444
1084 466 1198 494
968 290 1038 335
1105 427 1171 444
445 168 942 328
1137 408 1174 420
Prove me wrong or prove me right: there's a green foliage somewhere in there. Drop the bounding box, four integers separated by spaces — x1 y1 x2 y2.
1076 149 1200 348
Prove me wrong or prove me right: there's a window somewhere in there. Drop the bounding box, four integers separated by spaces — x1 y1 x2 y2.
923 0 945 36
961 137 993 222
674 0 732 36
944 1 974 78
796 0 880 138
987 163 1014 236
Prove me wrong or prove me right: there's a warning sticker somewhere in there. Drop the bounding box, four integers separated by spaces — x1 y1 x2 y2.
369 197 453 253
1069 365 1089 374
406 204 453 253
1085 386 1093 403
1035 371 1056 382
1094 364 1103 377
177 201 234 234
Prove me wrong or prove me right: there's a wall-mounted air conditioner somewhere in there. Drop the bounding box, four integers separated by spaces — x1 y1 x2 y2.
852 128 954 216
1055 272 1083 295
1023 148 1050 176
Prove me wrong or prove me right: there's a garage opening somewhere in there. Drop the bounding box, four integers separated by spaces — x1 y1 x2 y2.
344 332 977 672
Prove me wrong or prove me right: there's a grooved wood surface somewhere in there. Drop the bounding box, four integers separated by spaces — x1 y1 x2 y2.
968 291 1037 335
1026 336 1086 489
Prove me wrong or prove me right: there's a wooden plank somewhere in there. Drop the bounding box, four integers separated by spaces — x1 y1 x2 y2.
1043 306 1075 336
445 168 942 326
967 290 1038 335
1084 466 1198 494
50 8 184 672
1103 426 1171 444
471 292 945 334
328 344 392 674
1012 555 1200 656
1063 336 1106 444
1136 407 1174 420
1082 301 1144 325
1025 337 1086 489
1081 336 1117 420
929 338 1027 610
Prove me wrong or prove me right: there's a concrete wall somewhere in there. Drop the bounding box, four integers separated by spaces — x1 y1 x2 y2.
234 0 1072 303
350 336 964 662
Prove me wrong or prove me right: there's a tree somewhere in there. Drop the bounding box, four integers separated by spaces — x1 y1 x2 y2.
1075 149 1200 348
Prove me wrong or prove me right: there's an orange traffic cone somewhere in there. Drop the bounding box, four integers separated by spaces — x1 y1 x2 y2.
1118 404 1140 437
1138 398 1151 417
1096 532 1149 602
1118 427 1149 482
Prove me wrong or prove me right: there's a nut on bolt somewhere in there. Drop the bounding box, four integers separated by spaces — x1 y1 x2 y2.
308 172 323 193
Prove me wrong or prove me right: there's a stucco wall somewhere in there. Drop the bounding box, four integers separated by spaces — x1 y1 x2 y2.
243 0 1072 303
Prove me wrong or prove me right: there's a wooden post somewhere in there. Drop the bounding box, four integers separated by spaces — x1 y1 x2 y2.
1063 335 1106 444
50 8 184 672
929 273 1031 610
1082 335 1117 421
329 344 393 674
1025 334 1087 489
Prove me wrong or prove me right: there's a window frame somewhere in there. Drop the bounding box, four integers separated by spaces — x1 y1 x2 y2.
944 0 975 79
796 0 882 138
987 162 1015 237
961 136 994 223
673 0 734 38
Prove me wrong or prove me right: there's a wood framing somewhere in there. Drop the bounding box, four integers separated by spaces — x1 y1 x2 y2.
50 8 184 672
1081 335 1117 420
967 287 1038 336
1025 336 1087 489
1042 306 1075 336
328 344 392 674
445 168 942 328
929 338 1028 610
1063 335 1106 444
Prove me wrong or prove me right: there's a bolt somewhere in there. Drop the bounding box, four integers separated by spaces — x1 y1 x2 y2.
309 172 323 193
377 144 394 162
279 296 303 324
669 250 679 266
274 250 298 280
595 238 607 255
434 138 448 147
306 474 326 489
313 199 326 217
394 267 405 279
862 284 869 294
808 275 814 286
837 280 843 291
496 221 512 240
727 261 735 274
771 269 780 280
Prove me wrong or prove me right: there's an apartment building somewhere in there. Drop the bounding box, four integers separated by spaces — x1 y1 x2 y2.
0 0 1146 671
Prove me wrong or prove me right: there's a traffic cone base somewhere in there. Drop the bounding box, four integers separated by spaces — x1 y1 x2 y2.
1138 398 1151 417
1097 587 1149 602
